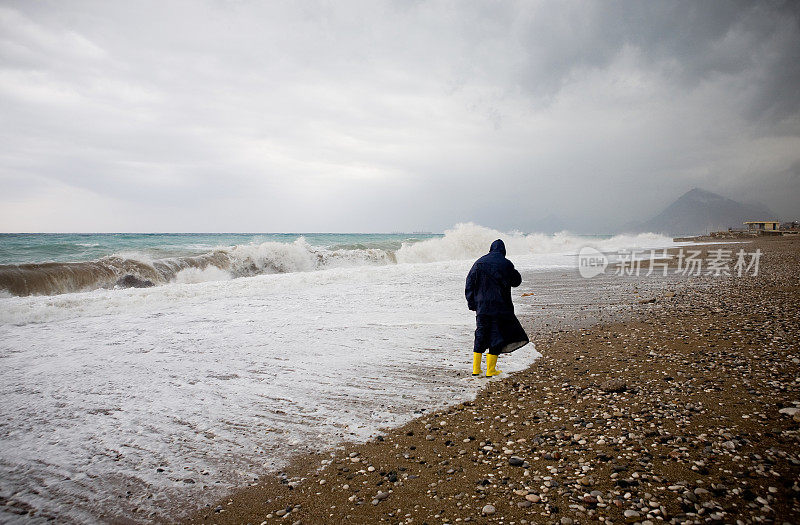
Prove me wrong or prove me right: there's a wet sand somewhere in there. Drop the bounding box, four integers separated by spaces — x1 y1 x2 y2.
187 237 799 524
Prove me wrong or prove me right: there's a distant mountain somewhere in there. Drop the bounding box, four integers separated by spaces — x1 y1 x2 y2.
632 188 777 236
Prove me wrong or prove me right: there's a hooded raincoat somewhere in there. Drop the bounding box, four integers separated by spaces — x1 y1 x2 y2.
465 239 529 355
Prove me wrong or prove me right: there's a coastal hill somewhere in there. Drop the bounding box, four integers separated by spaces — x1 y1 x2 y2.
631 188 776 236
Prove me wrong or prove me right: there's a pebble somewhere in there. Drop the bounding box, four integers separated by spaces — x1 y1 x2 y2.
508 456 524 466
600 379 627 393
481 504 496 515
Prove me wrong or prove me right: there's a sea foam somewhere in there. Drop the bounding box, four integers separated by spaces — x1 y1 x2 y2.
396 223 674 263
0 256 539 522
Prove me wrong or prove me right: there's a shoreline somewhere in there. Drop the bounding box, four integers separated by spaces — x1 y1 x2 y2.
187 237 800 524
0 231 690 524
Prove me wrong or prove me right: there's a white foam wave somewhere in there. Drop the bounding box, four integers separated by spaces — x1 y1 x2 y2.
222 237 396 275
173 266 232 284
116 226 675 283
395 222 675 263
0 224 678 297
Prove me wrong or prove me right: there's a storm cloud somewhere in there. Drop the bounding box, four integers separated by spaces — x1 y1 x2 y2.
1 0 798 232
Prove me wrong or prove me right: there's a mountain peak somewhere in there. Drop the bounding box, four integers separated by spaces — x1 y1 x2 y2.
684 187 716 198
634 188 776 235
680 188 731 204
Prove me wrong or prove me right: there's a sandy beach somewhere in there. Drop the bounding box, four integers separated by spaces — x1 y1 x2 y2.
188 237 800 524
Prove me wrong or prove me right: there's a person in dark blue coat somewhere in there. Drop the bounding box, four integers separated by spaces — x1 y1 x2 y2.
465 239 529 376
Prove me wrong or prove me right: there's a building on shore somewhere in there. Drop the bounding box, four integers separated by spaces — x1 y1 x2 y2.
744 220 781 232
674 219 798 241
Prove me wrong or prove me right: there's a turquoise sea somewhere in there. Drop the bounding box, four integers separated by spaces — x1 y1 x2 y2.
0 232 441 296
0 232 439 265
0 227 661 297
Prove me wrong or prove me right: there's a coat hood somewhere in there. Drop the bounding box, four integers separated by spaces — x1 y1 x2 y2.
489 239 506 256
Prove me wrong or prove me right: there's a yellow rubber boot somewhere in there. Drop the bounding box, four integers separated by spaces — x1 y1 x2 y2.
472 352 483 376
486 354 503 377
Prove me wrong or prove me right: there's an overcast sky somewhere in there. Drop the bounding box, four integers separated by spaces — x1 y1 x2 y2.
1 0 798 233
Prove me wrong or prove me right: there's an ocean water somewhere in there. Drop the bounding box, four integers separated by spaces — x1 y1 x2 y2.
0 223 679 522
0 232 441 266
0 232 441 297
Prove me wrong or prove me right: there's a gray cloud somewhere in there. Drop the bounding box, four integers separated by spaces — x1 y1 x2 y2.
0 0 798 233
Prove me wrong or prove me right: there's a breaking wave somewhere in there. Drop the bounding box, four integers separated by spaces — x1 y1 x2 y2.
0 224 674 297
395 223 674 263
0 238 395 296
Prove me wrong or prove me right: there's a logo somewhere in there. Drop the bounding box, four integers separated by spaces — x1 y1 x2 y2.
578 246 608 278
